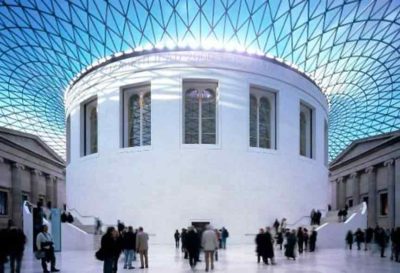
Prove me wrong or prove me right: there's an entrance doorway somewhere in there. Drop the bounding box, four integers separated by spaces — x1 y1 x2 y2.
191 221 210 235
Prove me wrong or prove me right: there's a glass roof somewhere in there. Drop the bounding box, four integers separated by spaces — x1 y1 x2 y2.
0 0 399 160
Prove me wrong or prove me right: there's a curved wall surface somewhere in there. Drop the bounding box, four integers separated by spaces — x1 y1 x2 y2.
66 51 329 243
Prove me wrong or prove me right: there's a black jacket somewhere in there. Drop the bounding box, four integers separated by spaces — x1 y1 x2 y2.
122 231 136 250
7 228 26 254
185 230 200 253
101 233 119 258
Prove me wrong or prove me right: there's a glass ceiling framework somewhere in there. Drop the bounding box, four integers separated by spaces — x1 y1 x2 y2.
0 0 399 160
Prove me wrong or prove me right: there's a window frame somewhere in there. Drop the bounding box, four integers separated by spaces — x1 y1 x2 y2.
121 83 152 148
81 96 98 157
182 80 218 146
299 101 315 159
0 189 9 217
249 86 277 150
379 191 388 217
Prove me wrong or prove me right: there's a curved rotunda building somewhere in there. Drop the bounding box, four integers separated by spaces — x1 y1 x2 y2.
66 50 329 243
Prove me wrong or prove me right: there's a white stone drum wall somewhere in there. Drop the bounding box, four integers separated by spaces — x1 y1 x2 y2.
66 51 329 244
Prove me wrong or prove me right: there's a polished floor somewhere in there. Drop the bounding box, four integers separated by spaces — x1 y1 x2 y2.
6 244 400 273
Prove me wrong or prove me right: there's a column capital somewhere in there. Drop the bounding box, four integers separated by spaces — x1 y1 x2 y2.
350 172 359 179
0 157 4 164
336 177 344 183
31 169 43 176
12 162 25 170
45 174 57 182
365 166 375 173
384 159 394 167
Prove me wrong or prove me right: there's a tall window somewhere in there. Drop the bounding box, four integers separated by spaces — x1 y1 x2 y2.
0 190 8 216
300 103 313 158
249 87 276 149
66 115 71 164
183 81 217 144
123 85 151 147
380 192 388 216
82 98 97 156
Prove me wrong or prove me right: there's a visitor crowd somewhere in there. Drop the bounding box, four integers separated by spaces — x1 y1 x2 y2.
345 226 400 262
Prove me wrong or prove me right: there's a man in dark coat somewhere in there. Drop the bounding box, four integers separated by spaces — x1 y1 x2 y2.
185 227 200 268
255 229 265 263
101 227 119 273
263 227 274 265
309 228 317 252
7 221 26 273
355 228 364 250
375 226 387 258
365 227 374 250
122 226 136 269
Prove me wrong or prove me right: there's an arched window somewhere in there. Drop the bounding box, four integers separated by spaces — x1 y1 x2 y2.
300 103 313 158
249 87 276 149
184 81 217 144
82 97 97 156
123 85 151 147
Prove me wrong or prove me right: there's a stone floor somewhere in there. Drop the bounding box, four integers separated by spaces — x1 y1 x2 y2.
6 245 400 273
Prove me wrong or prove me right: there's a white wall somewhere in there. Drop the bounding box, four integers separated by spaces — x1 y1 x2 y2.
66 51 329 244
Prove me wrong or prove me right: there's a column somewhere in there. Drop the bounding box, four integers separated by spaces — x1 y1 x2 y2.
366 166 377 227
351 172 360 205
30 169 42 205
11 162 25 228
45 174 55 207
52 177 59 208
395 158 400 227
384 159 395 228
342 177 347 207
336 177 343 209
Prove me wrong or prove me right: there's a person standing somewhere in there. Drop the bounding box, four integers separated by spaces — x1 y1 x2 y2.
285 230 297 260
174 230 180 249
376 226 387 258
101 227 119 273
0 227 8 273
365 227 374 250
303 228 309 251
297 227 304 254
36 225 60 273
263 227 275 265
273 219 280 234
136 227 149 269
355 228 364 251
7 221 26 273
221 227 229 249
346 230 354 250
309 228 318 252
122 226 135 269
310 209 316 225
255 229 265 263
202 226 218 272
185 226 200 268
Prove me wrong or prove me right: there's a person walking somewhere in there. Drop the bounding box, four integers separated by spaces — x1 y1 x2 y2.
202 225 219 272
303 228 309 251
185 226 200 268
273 219 280 234
309 228 318 252
365 227 374 250
174 230 180 249
376 226 388 258
7 221 26 273
181 228 188 259
136 227 149 269
346 230 354 250
101 227 119 273
36 225 60 273
122 226 136 269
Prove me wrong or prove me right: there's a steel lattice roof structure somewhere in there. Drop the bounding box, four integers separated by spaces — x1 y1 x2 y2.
0 0 400 160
